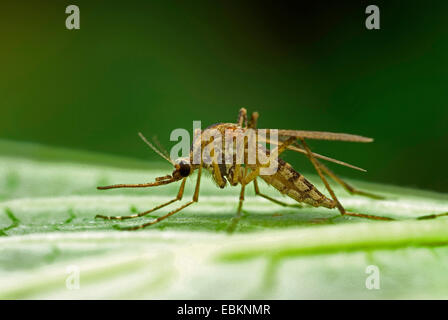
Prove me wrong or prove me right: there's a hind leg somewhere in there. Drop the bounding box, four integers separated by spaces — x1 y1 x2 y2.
299 138 393 221
317 160 384 200
253 179 302 208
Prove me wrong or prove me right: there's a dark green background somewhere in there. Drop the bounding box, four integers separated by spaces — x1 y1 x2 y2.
1 1 447 191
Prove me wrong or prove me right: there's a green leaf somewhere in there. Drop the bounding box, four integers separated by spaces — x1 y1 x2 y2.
1 139 448 299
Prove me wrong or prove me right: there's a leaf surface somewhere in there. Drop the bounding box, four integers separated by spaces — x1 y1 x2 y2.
1 140 448 299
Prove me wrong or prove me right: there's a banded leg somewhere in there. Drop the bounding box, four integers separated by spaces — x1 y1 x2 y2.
117 159 204 230
253 178 302 208
299 138 393 221
96 178 187 220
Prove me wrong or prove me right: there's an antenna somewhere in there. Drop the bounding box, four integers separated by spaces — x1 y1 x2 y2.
152 135 170 159
138 132 174 165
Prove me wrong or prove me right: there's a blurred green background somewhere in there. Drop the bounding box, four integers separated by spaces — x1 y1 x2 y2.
1 0 447 192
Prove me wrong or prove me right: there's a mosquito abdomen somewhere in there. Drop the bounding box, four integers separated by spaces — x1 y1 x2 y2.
260 158 336 209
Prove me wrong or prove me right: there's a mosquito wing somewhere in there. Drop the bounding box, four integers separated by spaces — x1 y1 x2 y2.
256 136 366 172
261 129 373 143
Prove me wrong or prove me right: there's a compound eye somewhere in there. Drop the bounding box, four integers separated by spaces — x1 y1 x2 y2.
179 162 191 177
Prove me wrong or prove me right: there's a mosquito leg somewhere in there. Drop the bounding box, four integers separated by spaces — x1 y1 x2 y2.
255 136 297 180
417 212 448 220
95 179 187 220
116 201 195 231
243 137 297 188
97 177 175 190
270 137 296 158
231 163 241 185
116 159 204 230
316 160 384 200
237 169 248 215
257 137 367 171
227 166 248 233
299 138 393 221
229 119 265 186
253 178 302 208
248 111 259 129
241 166 257 183
237 108 248 127
210 139 226 188
212 162 225 187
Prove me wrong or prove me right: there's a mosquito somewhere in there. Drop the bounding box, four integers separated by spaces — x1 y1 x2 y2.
96 108 392 231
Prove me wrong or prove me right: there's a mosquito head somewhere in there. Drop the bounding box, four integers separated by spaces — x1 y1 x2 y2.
172 158 192 180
